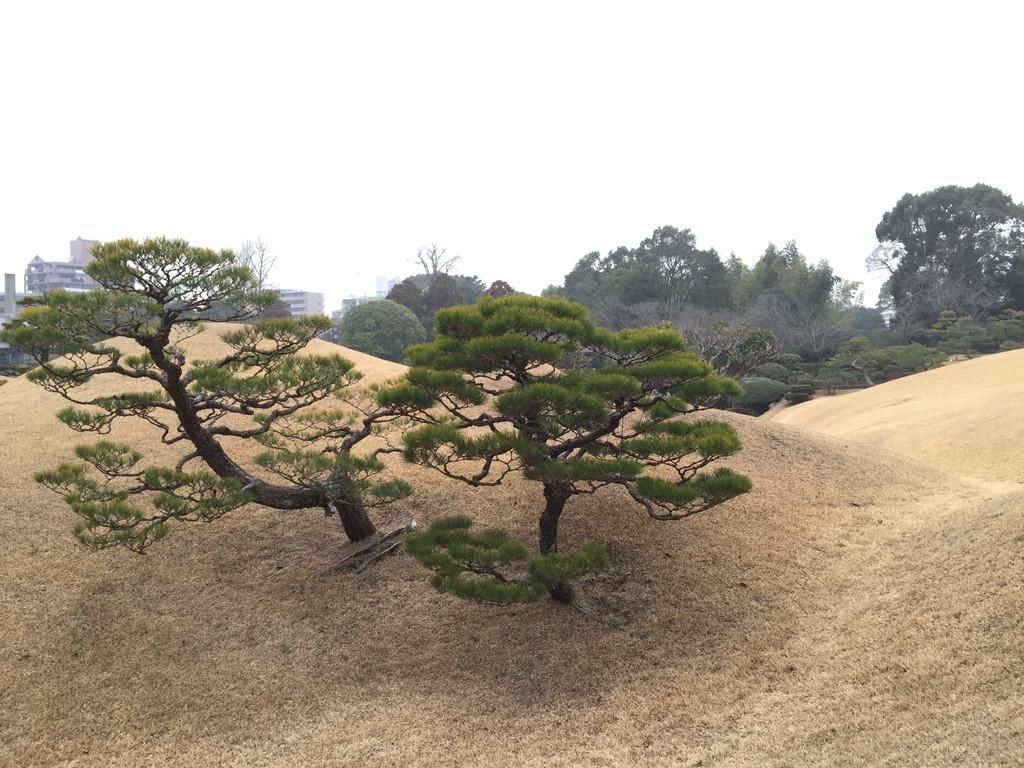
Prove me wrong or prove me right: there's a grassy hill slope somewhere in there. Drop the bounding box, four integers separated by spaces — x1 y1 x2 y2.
0 325 1020 766
771 348 1024 483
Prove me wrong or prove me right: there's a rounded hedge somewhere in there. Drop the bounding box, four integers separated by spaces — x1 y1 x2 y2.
752 362 791 382
784 382 813 404
338 300 427 363
736 377 789 405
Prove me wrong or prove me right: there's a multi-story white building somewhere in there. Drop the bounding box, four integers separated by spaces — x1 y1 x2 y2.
375 275 401 297
25 237 100 294
277 289 325 318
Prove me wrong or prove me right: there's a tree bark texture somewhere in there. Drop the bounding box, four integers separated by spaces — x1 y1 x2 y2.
539 481 575 603
539 482 571 554
335 496 378 541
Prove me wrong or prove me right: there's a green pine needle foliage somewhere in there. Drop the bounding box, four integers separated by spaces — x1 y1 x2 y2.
379 294 753 599
405 516 607 605
36 453 254 552
2 237 413 552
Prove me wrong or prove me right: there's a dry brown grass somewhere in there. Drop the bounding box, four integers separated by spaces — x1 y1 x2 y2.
0 326 1020 767
771 349 1024 484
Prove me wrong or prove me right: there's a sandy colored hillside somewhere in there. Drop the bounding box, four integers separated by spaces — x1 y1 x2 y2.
0 325 1020 767
771 349 1024 483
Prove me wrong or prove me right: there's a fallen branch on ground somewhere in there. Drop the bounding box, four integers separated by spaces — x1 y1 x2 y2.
325 518 418 572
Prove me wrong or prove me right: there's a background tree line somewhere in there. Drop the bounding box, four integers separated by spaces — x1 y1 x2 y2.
542 227 879 365
168 184 1024 403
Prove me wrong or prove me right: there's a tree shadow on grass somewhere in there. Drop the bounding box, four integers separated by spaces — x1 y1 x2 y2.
32 491 803 754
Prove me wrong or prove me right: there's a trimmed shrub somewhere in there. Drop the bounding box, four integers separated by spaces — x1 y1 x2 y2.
735 376 789 415
752 362 791 382
338 300 427 363
784 382 813 404
775 353 803 369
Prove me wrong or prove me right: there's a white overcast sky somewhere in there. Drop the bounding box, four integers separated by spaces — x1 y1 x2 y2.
1 1 1022 310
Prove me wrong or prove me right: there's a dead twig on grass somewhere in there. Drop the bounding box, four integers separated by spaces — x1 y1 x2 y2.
354 540 404 572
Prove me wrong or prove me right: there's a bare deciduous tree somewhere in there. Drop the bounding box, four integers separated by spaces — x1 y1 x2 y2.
746 295 848 362
415 244 459 275
236 238 277 289
680 316 780 380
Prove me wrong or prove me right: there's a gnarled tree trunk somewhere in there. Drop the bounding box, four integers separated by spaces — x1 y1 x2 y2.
539 481 574 603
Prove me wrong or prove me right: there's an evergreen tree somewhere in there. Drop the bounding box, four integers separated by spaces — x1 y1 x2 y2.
635 226 730 307
422 273 463 319
485 280 516 297
734 376 789 414
824 336 947 387
561 251 607 306
928 311 989 356
1 238 411 551
386 278 425 319
824 336 878 386
388 272 483 336
928 309 1024 355
379 295 751 603
738 241 838 313
871 184 1024 327
559 227 733 310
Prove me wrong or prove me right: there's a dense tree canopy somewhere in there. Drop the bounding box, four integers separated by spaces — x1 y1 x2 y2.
1 238 411 550
554 229 851 363
561 226 733 309
387 272 486 336
736 241 838 313
378 295 752 603
870 184 1024 328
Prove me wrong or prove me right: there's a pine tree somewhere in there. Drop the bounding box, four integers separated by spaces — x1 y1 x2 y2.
824 336 947 386
1 238 411 551
379 295 751 603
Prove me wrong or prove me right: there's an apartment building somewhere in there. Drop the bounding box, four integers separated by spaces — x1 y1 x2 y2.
25 237 100 294
277 289 325 318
